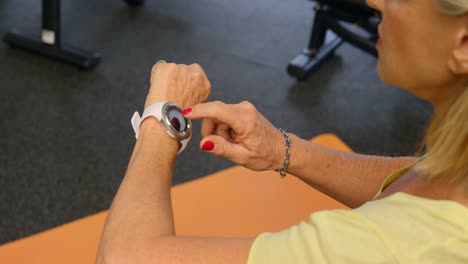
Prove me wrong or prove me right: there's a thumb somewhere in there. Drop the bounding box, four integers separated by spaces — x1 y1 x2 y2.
200 135 248 165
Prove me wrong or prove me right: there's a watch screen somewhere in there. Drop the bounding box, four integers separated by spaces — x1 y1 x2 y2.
167 107 187 132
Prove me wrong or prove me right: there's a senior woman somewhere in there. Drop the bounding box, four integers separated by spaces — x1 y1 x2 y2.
96 0 468 263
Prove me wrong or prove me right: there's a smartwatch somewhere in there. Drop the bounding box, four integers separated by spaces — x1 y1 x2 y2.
131 101 192 155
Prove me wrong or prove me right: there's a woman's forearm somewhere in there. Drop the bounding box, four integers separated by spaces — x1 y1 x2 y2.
97 118 179 262
287 134 418 208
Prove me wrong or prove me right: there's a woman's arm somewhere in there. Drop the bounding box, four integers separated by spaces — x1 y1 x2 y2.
184 102 419 208
96 118 255 264
96 62 255 264
287 135 418 207
96 118 178 258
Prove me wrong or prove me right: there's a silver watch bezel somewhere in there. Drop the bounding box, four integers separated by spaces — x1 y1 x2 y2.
160 102 192 141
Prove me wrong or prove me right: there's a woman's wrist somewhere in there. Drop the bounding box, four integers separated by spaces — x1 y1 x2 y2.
275 129 293 177
273 129 287 171
283 134 310 178
138 117 180 153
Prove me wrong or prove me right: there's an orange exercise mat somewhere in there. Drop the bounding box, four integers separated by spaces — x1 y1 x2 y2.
0 133 351 264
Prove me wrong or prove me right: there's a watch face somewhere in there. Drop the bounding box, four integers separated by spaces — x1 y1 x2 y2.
161 103 192 141
167 107 186 132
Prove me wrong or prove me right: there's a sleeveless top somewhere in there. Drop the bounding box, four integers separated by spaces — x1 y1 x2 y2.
247 155 468 264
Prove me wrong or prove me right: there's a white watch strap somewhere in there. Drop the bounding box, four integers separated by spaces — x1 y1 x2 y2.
131 102 165 139
131 102 191 155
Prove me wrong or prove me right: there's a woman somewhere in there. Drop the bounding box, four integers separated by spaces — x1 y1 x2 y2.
96 0 468 263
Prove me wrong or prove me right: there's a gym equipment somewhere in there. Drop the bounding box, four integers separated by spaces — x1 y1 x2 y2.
287 0 381 81
3 0 145 69
124 0 145 5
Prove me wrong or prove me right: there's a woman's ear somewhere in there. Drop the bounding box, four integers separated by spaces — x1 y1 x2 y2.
449 22 468 75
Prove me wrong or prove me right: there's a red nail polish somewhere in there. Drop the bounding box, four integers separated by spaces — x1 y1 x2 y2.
202 141 215 151
182 108 192 116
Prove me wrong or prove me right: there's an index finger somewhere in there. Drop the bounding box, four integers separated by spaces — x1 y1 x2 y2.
184 101 244 131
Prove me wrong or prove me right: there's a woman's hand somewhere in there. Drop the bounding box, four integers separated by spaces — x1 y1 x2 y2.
184 101 286 171
144 62 211 109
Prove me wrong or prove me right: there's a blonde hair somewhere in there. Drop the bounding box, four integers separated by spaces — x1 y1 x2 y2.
413 0 468 193
438 0 468 15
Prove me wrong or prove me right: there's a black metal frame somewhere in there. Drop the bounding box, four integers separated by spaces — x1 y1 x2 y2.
287 1 381 81
3 0 100 69
3 0 145 69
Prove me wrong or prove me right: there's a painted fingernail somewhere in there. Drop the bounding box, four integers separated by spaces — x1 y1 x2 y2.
202 141 215 151
182 108 192 116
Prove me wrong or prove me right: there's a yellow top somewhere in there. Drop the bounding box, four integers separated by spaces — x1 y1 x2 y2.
248 156 468 263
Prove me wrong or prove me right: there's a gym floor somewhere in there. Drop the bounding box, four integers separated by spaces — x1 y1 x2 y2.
0 0 432 244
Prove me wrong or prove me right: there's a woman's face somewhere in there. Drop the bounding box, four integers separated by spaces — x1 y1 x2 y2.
367 0 464 105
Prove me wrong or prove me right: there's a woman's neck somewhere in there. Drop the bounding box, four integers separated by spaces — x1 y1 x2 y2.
376 169 468 207
431 78 467 115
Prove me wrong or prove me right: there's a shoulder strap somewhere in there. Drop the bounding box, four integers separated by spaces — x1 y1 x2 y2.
373 154 428 199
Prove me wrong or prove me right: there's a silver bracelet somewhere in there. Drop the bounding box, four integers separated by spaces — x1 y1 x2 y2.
276 128 291 178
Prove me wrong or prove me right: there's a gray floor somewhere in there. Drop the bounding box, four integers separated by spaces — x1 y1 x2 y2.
0 0 432 244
